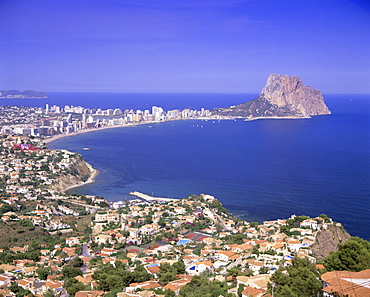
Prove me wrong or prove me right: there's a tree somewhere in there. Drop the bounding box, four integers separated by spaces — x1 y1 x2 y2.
178 276 233 297
92 263 150 291
8 282 31 297
40 163 50 171
132 264 151 283
65 279 85 296
62 265 82 278
158 263 178 285
268 257 322 297
173 259 186 274
237 284 245 297
319 214 331 223
36 267 51 280
44 288 55 297
154 288 176 297
258 266 269 274
69 256 84 267
227 267 241 281
324 237 370 272
249 222 259 228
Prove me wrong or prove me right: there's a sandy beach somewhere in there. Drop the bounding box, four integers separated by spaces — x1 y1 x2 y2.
43 123 139 144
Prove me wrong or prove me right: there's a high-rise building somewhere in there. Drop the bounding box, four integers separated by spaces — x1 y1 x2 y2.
82 114 87 128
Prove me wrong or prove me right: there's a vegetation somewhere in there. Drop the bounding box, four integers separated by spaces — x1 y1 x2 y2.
92 261 151 291
268 257 322 297
178 275 233 297
158 260 186 285
324 237 370 272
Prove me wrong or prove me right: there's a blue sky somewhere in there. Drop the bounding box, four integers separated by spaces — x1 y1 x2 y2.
0 0 369 93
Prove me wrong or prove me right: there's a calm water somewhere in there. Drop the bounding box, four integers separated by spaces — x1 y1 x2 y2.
23 93 370 240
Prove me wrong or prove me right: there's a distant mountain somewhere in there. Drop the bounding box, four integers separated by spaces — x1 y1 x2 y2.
214 74 331 118
0 89 48 98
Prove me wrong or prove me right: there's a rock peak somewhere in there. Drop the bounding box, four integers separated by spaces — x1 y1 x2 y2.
214 73 331 118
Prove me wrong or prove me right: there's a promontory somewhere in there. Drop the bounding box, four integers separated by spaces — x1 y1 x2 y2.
213 73 331 119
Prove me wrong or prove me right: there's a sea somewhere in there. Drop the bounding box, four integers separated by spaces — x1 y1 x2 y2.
2 93 369 239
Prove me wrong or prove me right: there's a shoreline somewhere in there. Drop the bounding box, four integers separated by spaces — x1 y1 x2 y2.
43 123 140 144
43 113 323 145
244 116 311 121
62 162 100 193
42 116 245 144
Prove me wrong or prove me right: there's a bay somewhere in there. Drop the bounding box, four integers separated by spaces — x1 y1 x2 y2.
43 93 370 239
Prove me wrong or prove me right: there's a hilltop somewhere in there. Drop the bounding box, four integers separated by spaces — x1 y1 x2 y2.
214 74 331 119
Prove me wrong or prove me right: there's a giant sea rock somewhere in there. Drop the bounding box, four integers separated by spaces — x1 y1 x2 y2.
215 73 331 118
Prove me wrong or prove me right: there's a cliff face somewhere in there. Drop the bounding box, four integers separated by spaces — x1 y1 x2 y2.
50 156 96 192
310 224 351 260
214 74 331 118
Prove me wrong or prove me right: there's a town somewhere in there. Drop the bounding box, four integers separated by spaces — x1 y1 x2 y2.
0 103 217 138
0 134 365 297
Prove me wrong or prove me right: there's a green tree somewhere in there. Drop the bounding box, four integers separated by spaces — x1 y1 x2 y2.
178 276 232 297
237 284 245 297
154 288 176 297
65 279 85 296
158 263 178 285
319 214 331 223
69 256 84 267
324 237 370 272
62 265 82 278
92 263 150 291
43 288 55 297
36 267 51 280
268 257 322 297
173 259 186 274
40 163 50 171
258 266 270 274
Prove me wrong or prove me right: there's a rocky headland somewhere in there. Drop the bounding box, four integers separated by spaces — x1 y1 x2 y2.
50 153 98 192
214 73 331 119
310 224 351 260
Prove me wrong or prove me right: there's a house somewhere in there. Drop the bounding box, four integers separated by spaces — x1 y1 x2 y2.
321 269 370 297
300 219 318 229
241 286 265 297
75 291 104 297
17 278 33 290
285 239 302 253
163 275 193 295
236 274 271 291
66 237 80 246
245 260 265 275
0 275 11 287
43 280 65 295
100 248 118 257
126 281 162 292
215 250 236 262
186 261 213 275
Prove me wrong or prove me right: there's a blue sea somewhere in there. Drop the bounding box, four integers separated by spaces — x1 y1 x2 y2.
4 93 369 239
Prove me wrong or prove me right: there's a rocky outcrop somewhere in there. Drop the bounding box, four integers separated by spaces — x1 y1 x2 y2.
310 224 351 261
214 73 331 118
50 156 98 192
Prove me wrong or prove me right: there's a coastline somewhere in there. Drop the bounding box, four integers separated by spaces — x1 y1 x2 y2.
43 116 243 145
43 114 318 144
43 123 139 144
62 161 99 193
244 116 311 121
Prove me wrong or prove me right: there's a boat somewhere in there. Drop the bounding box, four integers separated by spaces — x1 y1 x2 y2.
82 148 90 150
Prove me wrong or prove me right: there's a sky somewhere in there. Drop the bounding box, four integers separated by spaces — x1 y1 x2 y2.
0 0 369 93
